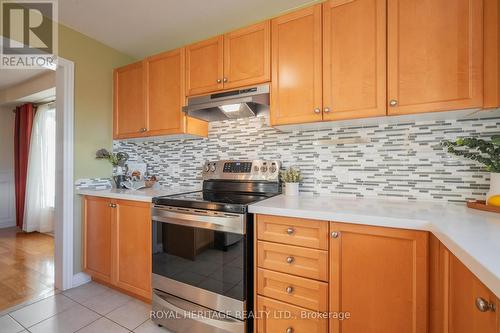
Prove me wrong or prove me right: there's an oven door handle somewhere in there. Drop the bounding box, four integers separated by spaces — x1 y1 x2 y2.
152 207 245 235
152 291 245 333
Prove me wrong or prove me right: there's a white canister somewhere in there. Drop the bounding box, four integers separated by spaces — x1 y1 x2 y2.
486 172 500 203
284 182 299 196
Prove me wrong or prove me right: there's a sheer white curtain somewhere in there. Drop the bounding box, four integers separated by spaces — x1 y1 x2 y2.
23 103 56 233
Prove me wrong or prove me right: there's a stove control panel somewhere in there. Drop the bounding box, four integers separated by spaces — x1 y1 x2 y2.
223 161 252 173
203 160 280 181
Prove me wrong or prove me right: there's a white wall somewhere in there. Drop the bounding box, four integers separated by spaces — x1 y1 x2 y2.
0 71 55 105
0 106 16 228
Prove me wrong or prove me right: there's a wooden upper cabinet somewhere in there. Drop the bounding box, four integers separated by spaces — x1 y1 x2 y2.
484 0 500 108
223 21 270 89
387 0 483 115
113 61 146 139
145 48 186 136
114 50 208 139
83 196 112 283
329 222 428 333
322 0 386 121
186 36 224 96
114 200 152 300
270 4 323 126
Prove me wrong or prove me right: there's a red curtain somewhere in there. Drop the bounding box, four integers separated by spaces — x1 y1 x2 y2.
14 103 36 229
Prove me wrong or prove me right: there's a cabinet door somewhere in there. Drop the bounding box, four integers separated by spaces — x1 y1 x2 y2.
430 237 499 333
83 196 112 283
114 200 151 299
186 35 223 95
270 5 323 126
447 251 498 333
387 0 483 115
329 222 428 333
223 21 270 89
145 48 186 136
113 61 146 139
484 0 500 108
322 0 386 121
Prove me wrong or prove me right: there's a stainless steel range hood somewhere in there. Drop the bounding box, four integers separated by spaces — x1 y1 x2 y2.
183 84 269 122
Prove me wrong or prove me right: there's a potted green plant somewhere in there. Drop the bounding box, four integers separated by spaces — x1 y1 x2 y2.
95 149 129 187
442 136 500 204
280 167 302 196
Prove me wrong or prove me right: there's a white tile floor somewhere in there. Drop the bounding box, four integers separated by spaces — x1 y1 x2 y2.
0 282 172 333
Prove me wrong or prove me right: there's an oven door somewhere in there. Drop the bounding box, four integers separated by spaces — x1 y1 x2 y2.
151 206 247 318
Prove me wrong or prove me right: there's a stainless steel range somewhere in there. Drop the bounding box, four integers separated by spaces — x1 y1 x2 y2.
151 160 280 333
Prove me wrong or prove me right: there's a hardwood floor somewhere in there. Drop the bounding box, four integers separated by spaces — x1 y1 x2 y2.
0 227 54 311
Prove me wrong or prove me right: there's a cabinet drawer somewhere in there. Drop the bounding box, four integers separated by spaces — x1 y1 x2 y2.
257 296 327 333
257 268 328 311
257 214 328 250
257 241 328 281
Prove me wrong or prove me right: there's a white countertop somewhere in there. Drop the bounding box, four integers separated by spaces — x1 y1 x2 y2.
76 186 200 202
249 195 500 298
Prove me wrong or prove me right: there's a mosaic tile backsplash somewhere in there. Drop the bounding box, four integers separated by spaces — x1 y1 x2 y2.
114 114 500 203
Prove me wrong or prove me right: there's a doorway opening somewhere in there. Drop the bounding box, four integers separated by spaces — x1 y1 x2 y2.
0 48 75 312
0 70 56 310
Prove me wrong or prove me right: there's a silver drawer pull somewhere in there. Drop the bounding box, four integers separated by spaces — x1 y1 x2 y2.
286 327 294 333
286 256 294 264
286 227 295 235
286 286 293 294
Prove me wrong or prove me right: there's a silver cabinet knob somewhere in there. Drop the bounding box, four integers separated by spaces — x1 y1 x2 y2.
324 107 331 113
286 327 293 333
331 231 340 238
286 227 295 235
217 79 222 83
223 77 228 83
286 256 294 264
286 286 294 294
108 203 113 207
389 99 398 107
475 297 496 312
139 127 147 133
314 108 321 114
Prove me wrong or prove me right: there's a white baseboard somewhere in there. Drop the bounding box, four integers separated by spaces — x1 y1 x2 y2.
0 219 15 229
72 272 91 288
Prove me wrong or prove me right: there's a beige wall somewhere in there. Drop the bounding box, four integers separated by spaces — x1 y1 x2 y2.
0 106 16 228
57 24 136 273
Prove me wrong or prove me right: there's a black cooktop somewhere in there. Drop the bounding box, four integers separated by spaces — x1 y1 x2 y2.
152 190 276 214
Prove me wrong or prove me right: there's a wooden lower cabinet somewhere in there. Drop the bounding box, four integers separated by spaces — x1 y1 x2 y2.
83 196 113 283
257 296 328 333
430 235 498 333
257 214 329 250
114 200 151 299
254 214 500 333
257 241 328 281
257 268 328 312
329 222 428 333
83 196 152 300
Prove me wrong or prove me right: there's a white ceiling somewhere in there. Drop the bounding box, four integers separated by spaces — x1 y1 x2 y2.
0 68 51 90
58 0 319 58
